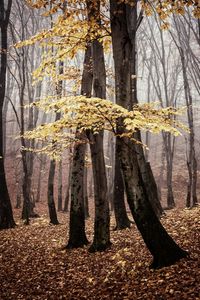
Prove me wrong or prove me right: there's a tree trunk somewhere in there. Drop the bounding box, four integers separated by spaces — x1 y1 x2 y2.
180 48 198 208
163 133 175 208
110 0 187 268
135 133 164 217
113 147 131 230
57 159 63 211
66 139 88 248
84 165 90 219
35 113 47 203
118 136 188 269
127 5 163 217
88 131 111 252
47 113 60 225
47 159 59 225
63 155 72 212
66 43 93 248
0 0 15 229
86 6 111 250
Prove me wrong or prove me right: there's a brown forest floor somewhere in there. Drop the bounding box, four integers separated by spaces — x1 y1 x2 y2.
0 204 200 300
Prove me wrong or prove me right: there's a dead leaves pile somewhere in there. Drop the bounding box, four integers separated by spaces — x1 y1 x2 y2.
0 206 200 300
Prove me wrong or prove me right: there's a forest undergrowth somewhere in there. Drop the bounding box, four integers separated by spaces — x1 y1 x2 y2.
0 204 199 300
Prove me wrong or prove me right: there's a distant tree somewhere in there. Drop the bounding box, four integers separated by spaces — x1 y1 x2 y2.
172 13 199 208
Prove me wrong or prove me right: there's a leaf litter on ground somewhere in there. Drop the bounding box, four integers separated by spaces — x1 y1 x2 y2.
0 204 199 300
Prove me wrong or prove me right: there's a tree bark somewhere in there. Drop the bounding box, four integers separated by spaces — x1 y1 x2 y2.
84 165 90 219
63 154 72 212
110 0 187 268
66 43 93 248
0 0 16 229
66 138 88 248
85 0 111 252
118 135 188 269
113 147 131 230
48 159 59 225
57 159 63 211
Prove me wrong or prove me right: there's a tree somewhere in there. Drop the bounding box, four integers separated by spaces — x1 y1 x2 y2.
66 44 92 248
171 13 198 208
19 0 197 268
109 0 187 268
86 0 111 252
0 0 15 229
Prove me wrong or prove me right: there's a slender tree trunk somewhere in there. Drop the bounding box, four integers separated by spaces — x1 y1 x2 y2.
57 159 63 211
63 155 72 212
163 133 175 208
106 132 115 212
35 113 47 203
84 165 90 219
0 0 15 229
180 48 198 208
47 113 60 225
48 159 59 225
110 0 187 268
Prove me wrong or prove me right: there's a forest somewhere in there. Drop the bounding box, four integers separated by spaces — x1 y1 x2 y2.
0 0 200 299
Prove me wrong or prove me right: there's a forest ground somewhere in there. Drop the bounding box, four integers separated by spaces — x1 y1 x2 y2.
0 204 200 300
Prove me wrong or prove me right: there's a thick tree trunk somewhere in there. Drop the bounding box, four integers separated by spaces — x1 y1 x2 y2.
135 133 164 217
86 17 111 250
110 0 187 268
118 136 188 269
127 5 163 217
66 140 88 248
88 131 111 251
113 147 131 230
66 43 93 248
0 0 15 229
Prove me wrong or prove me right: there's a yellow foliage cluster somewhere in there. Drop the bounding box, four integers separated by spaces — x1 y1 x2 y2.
141 0 200 19
18 1 111 83
23 96 188 159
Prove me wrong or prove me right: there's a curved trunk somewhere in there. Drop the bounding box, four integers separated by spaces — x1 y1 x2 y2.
118 136 188 269
110 0 187 268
